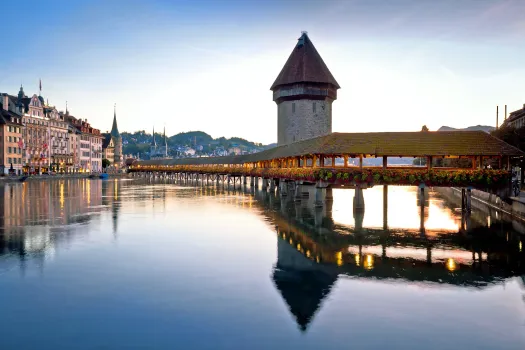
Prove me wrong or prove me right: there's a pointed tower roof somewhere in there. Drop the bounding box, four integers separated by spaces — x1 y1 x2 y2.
110 104 120 138
271 32 340 90
151 126 157 146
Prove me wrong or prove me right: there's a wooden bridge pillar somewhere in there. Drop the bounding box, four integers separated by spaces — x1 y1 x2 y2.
383 185 388 230
353 185 365 212
269 178 276 192
279 180 288 196
261 178 266 190
294 183 302 201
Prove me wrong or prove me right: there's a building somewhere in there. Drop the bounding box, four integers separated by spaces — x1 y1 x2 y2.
46 105 72 173
0 94 24 174
150 126 170 159
69 116 104 172
504 104 525 129
18 88 51 174
102 106 123 170
271 32 340 146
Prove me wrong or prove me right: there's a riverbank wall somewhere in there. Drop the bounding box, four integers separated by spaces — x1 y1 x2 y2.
0 173 129 183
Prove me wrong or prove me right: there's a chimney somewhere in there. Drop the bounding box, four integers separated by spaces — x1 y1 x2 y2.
2 94 8 111
505 105 507 120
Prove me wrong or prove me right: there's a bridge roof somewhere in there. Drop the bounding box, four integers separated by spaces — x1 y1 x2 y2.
247 131 524 161
137 131 523 166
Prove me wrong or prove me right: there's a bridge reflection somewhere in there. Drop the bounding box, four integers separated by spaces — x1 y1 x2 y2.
244 185 525 331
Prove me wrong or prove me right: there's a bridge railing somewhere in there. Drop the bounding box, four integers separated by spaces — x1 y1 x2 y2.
129 165 511 190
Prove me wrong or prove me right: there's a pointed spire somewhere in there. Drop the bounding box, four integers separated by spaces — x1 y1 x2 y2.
65 101 68 114
271 31 340 90
39 79 42 95
151 126 156 147
163 126 168 156
110 103 120 138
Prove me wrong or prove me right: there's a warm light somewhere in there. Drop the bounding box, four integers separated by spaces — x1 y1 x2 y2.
520 241 522 252
306 250 311 258
59 183 64 209
355 254 361 266
289 238 293 245
487 216 491 228
446 258 457 272
336 251 343 266
316 256 320 263
296 243 301 251
363 254 374 270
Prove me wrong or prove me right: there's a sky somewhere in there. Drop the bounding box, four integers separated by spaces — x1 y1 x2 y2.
0 0 524 144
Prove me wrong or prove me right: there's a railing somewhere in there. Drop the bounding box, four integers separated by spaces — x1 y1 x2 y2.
129 165 511 190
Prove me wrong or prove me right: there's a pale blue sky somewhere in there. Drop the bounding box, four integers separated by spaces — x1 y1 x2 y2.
1 0 524 144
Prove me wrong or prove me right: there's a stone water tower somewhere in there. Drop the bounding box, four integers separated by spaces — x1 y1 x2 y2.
271 32 340 146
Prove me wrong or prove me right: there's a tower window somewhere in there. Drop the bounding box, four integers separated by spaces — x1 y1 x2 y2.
313 102 316 113
292 103 295 113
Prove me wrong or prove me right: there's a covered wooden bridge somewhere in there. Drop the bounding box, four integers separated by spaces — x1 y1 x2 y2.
130 131 523 192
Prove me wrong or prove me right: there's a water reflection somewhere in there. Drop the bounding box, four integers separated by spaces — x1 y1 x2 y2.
1 178 524 342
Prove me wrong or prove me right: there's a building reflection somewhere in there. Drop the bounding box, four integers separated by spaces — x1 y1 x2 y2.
0 179 121 273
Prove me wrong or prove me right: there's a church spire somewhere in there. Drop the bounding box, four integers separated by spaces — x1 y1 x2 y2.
110 103 120 138
163 126 168 157
151 126 156 146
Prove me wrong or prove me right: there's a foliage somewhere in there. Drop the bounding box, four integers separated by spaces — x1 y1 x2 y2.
421 125 429 132
130 165 511 190
102 158 111 168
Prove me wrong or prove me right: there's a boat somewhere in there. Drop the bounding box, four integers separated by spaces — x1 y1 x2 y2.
99 173 109 180
88 174 97 179
19 176 28 182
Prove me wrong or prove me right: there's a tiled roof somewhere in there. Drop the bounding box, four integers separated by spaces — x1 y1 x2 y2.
102 133 112 149
270 33 340 90
506 106 525 123
137 131 524 167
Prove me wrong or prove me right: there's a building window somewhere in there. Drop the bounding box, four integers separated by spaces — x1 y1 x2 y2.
313 102 316 113
292 102 295 113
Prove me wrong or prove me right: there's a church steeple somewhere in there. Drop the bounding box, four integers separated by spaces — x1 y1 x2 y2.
151 126 157 147
163 126 168 157
110 103 120 138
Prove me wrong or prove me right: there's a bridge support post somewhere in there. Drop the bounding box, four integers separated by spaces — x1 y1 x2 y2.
466 187 472 213
269 179 276 192
250 176 255 187
383 185 388 230
315 181 330 208
279 180 288 196
262 178 268 191
353 185 365 212
294 183 302 202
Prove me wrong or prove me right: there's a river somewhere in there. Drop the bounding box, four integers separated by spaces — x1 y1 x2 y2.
0 178 524 349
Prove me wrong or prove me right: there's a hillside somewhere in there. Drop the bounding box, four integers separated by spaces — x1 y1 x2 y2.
438 125 495 133
121 130 268 158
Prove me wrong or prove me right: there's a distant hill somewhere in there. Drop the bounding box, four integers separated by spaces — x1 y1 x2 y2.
438 125 495 133
121 130 268 158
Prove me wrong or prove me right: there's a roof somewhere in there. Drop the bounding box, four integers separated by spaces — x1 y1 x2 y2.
0 108 22 126
506 105 525 124
102 133 112 149
137 131 524 167
270 32 340 90
110 108 120 139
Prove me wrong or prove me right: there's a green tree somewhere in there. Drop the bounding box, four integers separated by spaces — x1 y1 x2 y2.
421 125 429 132
102 158 111 169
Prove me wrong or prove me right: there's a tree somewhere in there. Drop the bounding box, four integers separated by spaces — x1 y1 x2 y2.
421 125 429 132
102 158 111 169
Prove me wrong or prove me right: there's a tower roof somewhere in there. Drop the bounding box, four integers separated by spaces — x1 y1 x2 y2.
110 104 120 138
271 32 340 91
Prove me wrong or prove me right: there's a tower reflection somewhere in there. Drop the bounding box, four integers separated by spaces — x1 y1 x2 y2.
248 187 525 332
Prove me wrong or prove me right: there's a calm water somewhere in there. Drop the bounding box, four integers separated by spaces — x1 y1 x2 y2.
1 178 525 349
